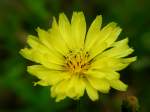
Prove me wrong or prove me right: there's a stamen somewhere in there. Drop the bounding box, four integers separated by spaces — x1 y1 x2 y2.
64 50 90 74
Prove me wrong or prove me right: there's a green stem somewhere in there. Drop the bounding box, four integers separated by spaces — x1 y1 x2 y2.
77 99 80 112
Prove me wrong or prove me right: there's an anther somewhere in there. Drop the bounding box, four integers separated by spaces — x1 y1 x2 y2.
64 50 90 73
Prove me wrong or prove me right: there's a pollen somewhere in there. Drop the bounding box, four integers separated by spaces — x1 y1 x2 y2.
64 50 90 74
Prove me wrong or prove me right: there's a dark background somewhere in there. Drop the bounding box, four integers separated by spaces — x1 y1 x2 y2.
0 0 150 112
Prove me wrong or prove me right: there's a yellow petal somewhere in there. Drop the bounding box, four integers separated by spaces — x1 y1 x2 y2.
20 48 64 70
87 22 117 53
53 80 68 94
37 26 69 56
27 65 70 85
110 80 128 91
51 18 69 55
66 87 76 99
67 75 85 99
88 22 121 59
50 86 57 98
37 27 52 50
84 79 99 101
87 76 110 93
99 38 134 58
90 58 120 77
122 57 137 63
55 95 66 102
71 12 86 49
51 79 72 101
91 56 136 71
66 75 79 98
104 26 122 47
100 70 120 80
75 78 85 98
26 35 63 65
108 57 137 71
50 82 67 102
58 13 76 49
85 15 102 51
84 69 105 79
34 80 49 86
20 48 39 63
90 57 109 69
85 69 120 80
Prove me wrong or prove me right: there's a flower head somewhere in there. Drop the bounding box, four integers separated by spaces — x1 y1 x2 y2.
20 12 136 102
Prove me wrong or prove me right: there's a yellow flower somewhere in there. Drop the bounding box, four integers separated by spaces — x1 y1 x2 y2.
20 12 136 102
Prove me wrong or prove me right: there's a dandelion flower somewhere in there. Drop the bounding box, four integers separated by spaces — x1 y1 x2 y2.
20 12 136 102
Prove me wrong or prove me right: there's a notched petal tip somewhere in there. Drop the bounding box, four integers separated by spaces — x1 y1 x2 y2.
27 65 41 76
35 26 40 32
19 48 25 55
26 35 39 48
59 12 70 24
113 37 129 47
55 95 66 102
132 56 137 61
52 16 58 27
19 48 35 62
123 56 137 63
71 11 86 49
96 15 102 24
97 14 102 18
107 22 118 28
71 11 85 22
19 48 28 56
122 84 128 91
115 26 122 34
27 65 34 74
77 11 84 16
36 27 47 35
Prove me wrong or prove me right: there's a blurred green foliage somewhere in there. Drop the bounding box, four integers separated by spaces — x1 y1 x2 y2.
0 0 150 112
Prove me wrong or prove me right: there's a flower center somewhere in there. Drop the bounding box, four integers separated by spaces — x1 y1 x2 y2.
64 50 90 74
